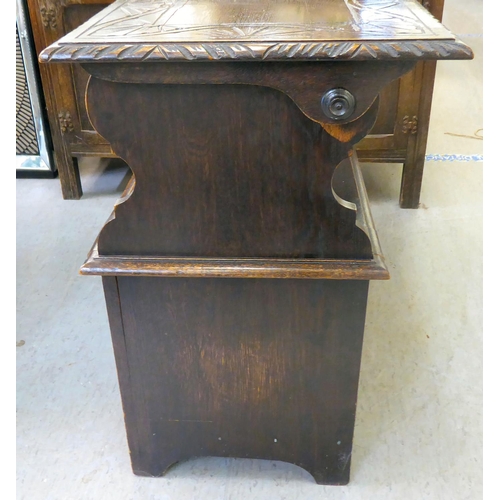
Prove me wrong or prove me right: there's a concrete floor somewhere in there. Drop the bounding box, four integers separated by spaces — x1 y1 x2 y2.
17 1 482 498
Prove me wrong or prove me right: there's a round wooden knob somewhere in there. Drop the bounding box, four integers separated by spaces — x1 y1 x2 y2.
321 89 356 120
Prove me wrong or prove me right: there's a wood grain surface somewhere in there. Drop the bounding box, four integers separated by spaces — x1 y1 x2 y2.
89 80 375 259
84 62 415 261
103 275 370 485
40 0 473 63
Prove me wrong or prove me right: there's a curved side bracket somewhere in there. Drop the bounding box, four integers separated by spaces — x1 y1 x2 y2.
81 61 415 127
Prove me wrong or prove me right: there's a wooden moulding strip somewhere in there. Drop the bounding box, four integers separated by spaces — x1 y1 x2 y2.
80 247 389 280
81 154 389 280
349 149 389 277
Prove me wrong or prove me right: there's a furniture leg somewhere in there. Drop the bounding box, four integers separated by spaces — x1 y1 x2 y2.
54 148 82 200
399 59 439 209
400 154 425 208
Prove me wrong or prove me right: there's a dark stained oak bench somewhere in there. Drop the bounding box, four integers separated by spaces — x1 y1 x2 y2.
41 0 472 485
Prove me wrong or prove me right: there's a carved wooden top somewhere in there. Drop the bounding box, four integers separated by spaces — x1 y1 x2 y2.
40 0 472 62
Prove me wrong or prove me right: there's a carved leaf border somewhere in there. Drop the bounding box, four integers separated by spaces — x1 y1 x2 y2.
40 39 473 63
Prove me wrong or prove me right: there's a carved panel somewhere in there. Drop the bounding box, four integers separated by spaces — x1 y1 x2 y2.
59 0 453 43
58 110 74 133
40 0 473 63
402 115 418 134
40 3 57 30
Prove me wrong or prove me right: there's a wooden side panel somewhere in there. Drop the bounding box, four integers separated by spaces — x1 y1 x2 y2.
110 276 370 485
90 81 374 260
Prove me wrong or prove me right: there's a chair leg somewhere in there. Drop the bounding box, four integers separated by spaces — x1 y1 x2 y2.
57 151 82 200
399 155 425 209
